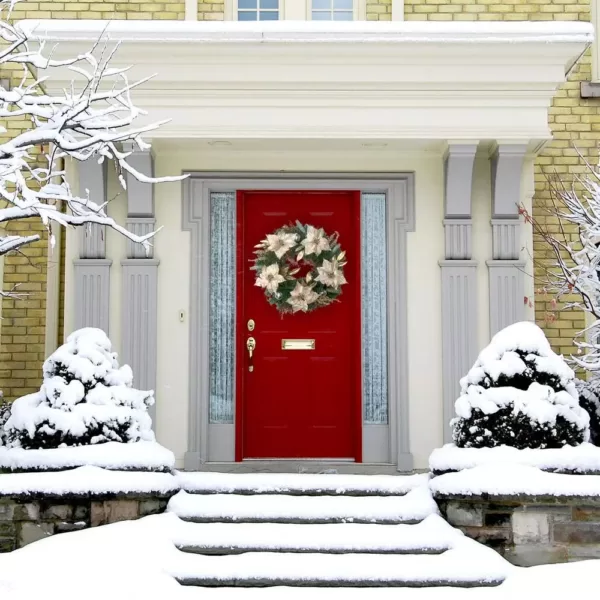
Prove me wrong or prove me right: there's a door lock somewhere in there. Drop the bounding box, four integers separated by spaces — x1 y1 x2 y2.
247 319 255 332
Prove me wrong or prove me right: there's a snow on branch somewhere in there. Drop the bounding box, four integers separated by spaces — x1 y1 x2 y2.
523 155 600 372
0 0 185 290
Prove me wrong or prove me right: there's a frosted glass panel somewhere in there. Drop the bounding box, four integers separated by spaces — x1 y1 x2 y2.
361 192 388 424
209 192 236 424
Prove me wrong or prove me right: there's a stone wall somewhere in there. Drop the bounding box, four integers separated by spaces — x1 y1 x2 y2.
0 493 170 552
437 495 600 566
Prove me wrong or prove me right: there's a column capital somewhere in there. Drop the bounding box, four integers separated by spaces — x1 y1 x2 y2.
444 143 477 259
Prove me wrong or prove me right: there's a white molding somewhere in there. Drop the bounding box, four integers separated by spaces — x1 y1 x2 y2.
26 21 589 146
593 0 600 81
22 21 592 43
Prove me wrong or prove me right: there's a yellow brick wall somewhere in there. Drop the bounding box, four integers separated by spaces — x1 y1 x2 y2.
404 0 595 360
198 0 224 19
0 1 596 400
367 0 391 20
9 1 186 20
0 1 228 401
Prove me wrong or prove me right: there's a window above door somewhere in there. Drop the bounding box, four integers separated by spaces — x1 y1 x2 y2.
228 0 367 20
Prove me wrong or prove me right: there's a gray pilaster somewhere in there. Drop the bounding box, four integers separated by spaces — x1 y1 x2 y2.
121 259 160 417
440 144 478 442
440 260 478 441
74 160 111 333
73 258 112 332
121 149 158 422
488 144 527 336
78 160 108 259
487 260 526 335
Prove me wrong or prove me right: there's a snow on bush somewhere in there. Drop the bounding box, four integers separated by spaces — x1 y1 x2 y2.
2 328 155 449
0 398 9 447
576 378 600 446
451 322 590 449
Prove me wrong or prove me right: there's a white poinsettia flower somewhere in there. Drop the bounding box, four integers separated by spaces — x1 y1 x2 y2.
300 226 330 256
316 258 347 290
265 232 298 259
255 263 285 294
286 282 320 313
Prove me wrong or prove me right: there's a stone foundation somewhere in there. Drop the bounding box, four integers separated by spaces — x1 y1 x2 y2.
0 494 171 552
436 495 600 566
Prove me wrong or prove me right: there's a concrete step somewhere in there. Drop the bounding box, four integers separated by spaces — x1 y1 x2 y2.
168 486 438 525
177 471 428 497
173 515 454 555
169 544 508 588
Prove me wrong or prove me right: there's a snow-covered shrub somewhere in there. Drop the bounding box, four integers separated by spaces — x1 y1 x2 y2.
576 378 600 446
0 396 9 447
2 328 154 449
451 322 590 449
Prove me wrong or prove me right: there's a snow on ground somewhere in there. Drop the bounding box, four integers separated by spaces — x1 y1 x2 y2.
431 463 600 497
430 442 600 473
0 441 175 472
0 511 595 600
176 470 429 495
0 465 179 497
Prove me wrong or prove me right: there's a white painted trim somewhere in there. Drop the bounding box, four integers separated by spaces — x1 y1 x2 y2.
594 0 600 81
22 20 593 43
185 0 198 21
44 214 62 357
391 0 403 21
29 21 588 146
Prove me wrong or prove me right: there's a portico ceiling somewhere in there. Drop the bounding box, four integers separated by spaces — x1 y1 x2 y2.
21 20 592 148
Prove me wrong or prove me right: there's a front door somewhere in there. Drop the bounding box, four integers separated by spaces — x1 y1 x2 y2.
236 190 362 460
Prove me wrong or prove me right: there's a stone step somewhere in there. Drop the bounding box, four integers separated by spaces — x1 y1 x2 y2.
177 471 428 497
168 486 438 525
169 546 508 588
173 515 454 555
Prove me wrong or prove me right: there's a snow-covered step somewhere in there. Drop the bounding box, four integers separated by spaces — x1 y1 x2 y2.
173 514 454 555
177 471 428 496
168 486 438 524
169 540 509 588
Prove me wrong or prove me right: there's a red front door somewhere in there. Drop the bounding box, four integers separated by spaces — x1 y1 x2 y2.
236 190 362 460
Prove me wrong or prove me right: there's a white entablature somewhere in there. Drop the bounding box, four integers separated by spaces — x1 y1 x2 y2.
21 20 592 146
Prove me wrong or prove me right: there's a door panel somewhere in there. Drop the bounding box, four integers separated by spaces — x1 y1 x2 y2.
236 190 361 460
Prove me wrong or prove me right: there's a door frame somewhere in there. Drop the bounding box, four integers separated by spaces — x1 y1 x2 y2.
182 173 415 472
235 189 363 462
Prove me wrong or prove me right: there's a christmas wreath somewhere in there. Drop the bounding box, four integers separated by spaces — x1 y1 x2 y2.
252 222 348 314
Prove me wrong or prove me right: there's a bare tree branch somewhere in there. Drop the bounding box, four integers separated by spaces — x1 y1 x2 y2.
0 0 186 298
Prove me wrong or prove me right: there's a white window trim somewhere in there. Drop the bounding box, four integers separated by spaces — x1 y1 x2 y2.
226 0 369 20
593 0 600 81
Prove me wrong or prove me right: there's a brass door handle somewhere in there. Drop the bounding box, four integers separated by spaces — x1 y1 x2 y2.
246 337 256 371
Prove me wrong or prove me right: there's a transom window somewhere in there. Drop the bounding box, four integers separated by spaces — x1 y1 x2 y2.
312 0 353 20
238 0 279 21
234 0 359 20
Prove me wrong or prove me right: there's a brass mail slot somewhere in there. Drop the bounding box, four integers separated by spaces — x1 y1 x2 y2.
282 339 315 350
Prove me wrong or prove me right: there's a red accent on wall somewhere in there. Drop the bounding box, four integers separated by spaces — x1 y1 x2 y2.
236 190 362 461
